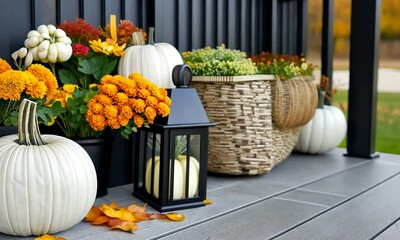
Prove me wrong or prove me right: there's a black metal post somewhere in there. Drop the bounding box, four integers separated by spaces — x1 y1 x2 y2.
296 0 308 56
321 0 334 105
346 0 381 158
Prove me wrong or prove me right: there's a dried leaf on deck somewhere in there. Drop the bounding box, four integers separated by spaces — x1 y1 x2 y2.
203 199 213 205
108 219 138 233
166 213 185 221
35 234 66 240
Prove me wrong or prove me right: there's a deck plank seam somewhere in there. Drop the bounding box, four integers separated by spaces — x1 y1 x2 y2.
266 171 400 239
146 161 378 239
294 188 349 198
370 216 400 239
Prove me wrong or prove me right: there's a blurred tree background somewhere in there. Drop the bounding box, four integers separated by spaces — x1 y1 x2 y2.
308 0 400 64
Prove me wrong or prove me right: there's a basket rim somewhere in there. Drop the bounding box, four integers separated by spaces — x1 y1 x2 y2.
192 74 276 83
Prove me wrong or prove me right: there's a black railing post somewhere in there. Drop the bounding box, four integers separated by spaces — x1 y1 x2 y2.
346 0 381 159
321 0 334 104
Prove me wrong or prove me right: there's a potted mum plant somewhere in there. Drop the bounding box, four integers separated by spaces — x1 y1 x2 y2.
0 53 61 137
251 52 319 130
11 15 169 197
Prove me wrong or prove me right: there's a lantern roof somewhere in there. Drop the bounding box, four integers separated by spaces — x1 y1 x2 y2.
154 65 215 128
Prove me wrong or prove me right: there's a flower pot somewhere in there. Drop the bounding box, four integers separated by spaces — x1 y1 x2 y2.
75 137 113 198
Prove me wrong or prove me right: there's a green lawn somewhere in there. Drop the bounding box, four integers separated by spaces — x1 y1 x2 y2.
332 91 400 154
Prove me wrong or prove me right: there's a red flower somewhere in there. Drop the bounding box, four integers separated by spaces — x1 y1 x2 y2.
72 44 90 57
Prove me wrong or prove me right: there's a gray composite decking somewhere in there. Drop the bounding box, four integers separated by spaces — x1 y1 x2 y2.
1 148 400 240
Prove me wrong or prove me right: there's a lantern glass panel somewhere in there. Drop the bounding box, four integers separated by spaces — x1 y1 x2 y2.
143 132 162 198
170 133 201 199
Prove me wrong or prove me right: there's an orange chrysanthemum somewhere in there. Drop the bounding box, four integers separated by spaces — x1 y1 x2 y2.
27 64 58 96
133 114 144 128
101 83 118 97
0 70 28 100
0 58 12 74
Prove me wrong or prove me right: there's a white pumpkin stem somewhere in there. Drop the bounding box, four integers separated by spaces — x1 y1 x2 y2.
17 99 47 146
131 31 146 45
148 27 155 45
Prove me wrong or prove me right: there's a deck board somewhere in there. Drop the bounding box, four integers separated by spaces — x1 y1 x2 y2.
0 149 399 239
276 173 400 240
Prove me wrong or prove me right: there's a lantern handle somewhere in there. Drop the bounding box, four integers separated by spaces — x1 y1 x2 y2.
172 64 192 88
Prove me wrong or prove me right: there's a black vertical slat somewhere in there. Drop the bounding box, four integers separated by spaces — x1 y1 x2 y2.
58 0 80 23
297 0 307 55
104 0 121 25
178 0 190 51
346 0 381 159
79 0 84 18
192 0 205 50
34 0 56 26
288 1 295 54
262 0 277 53
82 0 102 26
121 0 126 19
322 0 334 98
30 0 36 29
0 0 11 62
185 135 190 198
216 0 228 45
240 0 250 53
205 0 217 47
145 0 153 29
227 0 239 49
250 0 259 54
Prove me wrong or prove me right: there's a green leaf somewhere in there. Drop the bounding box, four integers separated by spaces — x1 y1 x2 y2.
59 69 79 85
78 55 118 81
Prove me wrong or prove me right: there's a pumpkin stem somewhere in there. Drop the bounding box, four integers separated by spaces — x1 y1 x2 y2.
148 27 155 45
131 31 146 45
317 90 325 109
17 99 47 146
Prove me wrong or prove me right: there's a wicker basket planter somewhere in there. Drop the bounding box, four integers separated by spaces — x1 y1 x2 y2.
273 76 318 129
192 75 304 175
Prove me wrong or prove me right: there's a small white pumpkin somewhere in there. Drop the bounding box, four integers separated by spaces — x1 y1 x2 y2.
145 155 199 200
0 100 97 236
118 28 183 89
295 92 347 154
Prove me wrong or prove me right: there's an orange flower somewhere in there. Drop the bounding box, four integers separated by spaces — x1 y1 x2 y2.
131 98 146 113
101 83 118 97
133 114 144 128
157 102 171 117
0 58 13 74
144 106 157 121
104 105 118 119
114 92 129 106
27 64 58 96
87 114 106 131
0 70 28 100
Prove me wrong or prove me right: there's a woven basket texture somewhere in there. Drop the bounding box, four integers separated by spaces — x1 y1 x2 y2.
192 75 302 175
272 76 318 129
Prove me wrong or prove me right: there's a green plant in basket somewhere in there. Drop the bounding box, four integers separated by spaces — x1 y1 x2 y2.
182 44 257 76
251 52 317 80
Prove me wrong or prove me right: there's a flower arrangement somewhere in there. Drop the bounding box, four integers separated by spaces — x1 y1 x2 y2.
0 55 59 126
251 52 317 80
182 44 257 76
85 73 171 139
50 16 148 139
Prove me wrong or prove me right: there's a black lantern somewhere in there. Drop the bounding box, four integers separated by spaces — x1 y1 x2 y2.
133 64 215 212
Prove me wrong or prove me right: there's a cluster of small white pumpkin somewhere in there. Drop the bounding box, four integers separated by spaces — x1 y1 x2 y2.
23 24 73 65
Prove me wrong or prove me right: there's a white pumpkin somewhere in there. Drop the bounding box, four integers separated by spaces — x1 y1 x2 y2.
0 100 97 236
145 155 199 200
295 104 347 154
118 28 183 89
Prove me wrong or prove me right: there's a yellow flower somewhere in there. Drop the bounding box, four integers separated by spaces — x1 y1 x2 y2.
112 42 126 57
0 58 12 74
89 39 114 55
26 80 47 99
0 70 28 100
63 84 78 94
89 83 98 89
27 64 58 96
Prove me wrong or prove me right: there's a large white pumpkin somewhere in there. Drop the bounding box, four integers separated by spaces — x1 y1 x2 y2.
0 100 97 236
145 155 199 200
118 28 183 89
295 105 347 154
